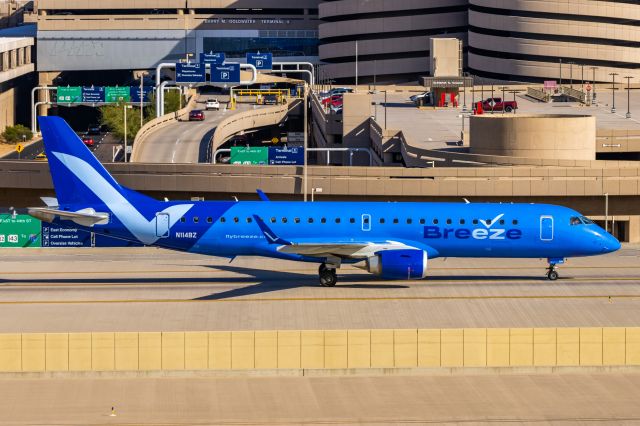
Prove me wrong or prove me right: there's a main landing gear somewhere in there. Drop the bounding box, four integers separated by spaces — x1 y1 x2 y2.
319 263 337 287
546 258 565 281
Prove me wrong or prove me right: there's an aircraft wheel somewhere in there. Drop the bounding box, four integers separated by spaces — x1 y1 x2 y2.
547 270 559 281
319 269 337 287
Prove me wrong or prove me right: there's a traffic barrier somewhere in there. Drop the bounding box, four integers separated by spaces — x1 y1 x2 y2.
1 328 640 373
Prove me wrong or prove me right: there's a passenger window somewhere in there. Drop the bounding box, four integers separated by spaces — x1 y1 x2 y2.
380 218 385 224
193 217 199 223
473 219 479 225
512 219 518 225
233 217 239 223
335 218 341 224
294 218 301 224
270 217 276 223
407 218 412 224
308 218 314 223
220 217 226 223
460 219 465 225
393 218 399 224
207 217 213 223
350 218 356 224
246 217 253 223
446 219 452 225
282 217 288 223
180 217 186 223
433 219 439 225
499 220 505 225
486 219 492 225
363 217 370 224
321 218 326 224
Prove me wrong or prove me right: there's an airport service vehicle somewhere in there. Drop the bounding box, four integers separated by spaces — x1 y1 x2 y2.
35 152 47 161
189 110 205 121
29 117 620 287
482 97 518 113
205 99 220 110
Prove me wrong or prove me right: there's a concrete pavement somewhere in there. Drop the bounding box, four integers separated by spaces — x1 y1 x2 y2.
0 246 639 332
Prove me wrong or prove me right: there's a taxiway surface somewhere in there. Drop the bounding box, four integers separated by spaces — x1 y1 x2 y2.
0 246 639 332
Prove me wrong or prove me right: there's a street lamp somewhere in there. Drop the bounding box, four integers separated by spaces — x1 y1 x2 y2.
590 67 599 102
138 71 149 128
311 187 323 202
604 193 609 233
462 73 468 112
499 86 507 114
303 84 308 201
610 72 619 113
123 104 133 163
625 76 633 119
568 61 574 88
559 58 563 86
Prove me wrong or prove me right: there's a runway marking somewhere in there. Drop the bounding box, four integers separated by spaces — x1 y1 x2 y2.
0 293 639 305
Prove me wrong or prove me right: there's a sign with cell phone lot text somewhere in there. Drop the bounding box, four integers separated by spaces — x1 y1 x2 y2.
176 62 206 83
268 147 304 165
246 53 273 71
0 214 41 247
105 86 131 103
200 52 225 65
81 86 105 103
210 64 241 84
41 223 92 247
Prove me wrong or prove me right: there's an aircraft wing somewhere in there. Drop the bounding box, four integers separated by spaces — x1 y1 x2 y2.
252 215 425 260
28 207 110 227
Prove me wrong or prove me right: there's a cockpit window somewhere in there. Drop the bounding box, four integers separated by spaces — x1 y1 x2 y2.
571 216 595 226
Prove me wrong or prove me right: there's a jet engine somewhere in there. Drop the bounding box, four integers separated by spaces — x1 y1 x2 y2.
362 249 428 280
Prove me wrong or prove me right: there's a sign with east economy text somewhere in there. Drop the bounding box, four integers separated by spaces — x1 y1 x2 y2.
210 64 241 84
41 223 92 248
0 214 41 248
57 86 82 104
176 62 206 83
230 147 269 165
81 86 105 103
105 86 131 103
200 52 225 65
247 53 273 71
269 147 304 165
130 86 154 103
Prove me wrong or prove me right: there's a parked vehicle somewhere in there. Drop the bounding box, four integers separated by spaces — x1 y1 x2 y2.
262 95 279 105
189 110 205 121
410 92 433 105
205 99 220 110
86 124 101 135
82 136 94 147
322 94 343 106
481 97 518 112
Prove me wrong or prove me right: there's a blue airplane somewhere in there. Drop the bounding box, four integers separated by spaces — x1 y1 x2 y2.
29 116 620 286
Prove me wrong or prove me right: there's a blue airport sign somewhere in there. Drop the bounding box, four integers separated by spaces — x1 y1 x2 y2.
81 86 105 103
268 147 304 165
130 85 154 103
176 62 206 83
41 223 92 248
210 63 241 84
200 52 225 65
247 52 273 71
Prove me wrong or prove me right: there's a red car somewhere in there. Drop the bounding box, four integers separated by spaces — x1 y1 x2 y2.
82 136 94 147
322 94 343 106
481 97 518 113
189 110 205 121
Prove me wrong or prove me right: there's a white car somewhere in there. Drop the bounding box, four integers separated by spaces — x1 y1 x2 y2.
206 99 220 110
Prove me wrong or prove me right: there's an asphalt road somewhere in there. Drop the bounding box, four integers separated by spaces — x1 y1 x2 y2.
0 245 639 332
134 98 259 164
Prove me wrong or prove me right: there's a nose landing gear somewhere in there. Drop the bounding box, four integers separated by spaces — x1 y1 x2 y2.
319 263 338 287
546 258 565 281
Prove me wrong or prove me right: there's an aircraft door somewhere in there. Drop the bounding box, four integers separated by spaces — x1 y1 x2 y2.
156 213 170 238
362 214 371 232
540 216 554 241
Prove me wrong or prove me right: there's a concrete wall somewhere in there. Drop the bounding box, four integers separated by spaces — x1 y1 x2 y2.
470 115 596 161
318 0 467 81
0 87 16 132
2 328 639 372
430 38 461 77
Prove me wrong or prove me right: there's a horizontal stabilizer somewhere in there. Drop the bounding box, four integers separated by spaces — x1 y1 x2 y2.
28 207 110 227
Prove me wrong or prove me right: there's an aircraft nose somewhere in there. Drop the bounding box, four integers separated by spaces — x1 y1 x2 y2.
601 233 621 253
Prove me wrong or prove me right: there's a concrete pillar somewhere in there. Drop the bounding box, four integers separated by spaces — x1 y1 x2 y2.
25 45 31 64
9 49 16 69
628 216 640 244
1 51 7 71
37 71 61 118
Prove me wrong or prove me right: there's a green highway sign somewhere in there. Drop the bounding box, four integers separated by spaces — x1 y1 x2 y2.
57 86 82 104
0 214 41 247
105 86 131 103
230 147 269 165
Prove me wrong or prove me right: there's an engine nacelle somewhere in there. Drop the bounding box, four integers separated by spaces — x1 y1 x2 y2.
365 249 428 280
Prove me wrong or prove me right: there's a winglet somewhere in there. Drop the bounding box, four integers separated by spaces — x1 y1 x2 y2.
253 215 291 245
256 189 270 202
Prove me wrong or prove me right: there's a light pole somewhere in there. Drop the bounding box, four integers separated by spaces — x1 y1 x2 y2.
559 58 563 86
499 86 507 114
138 71 149 128
581 64 584 88
590 67 598 102
610 72 619 113
604 193 609 233
355 40 358 91
568 61 574 89
383 90 388 129
123 104 133 163
462 73 468 111
625 76 633 119
303 84 308 202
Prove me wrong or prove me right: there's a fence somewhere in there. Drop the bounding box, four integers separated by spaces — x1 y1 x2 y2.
2 327 640 372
